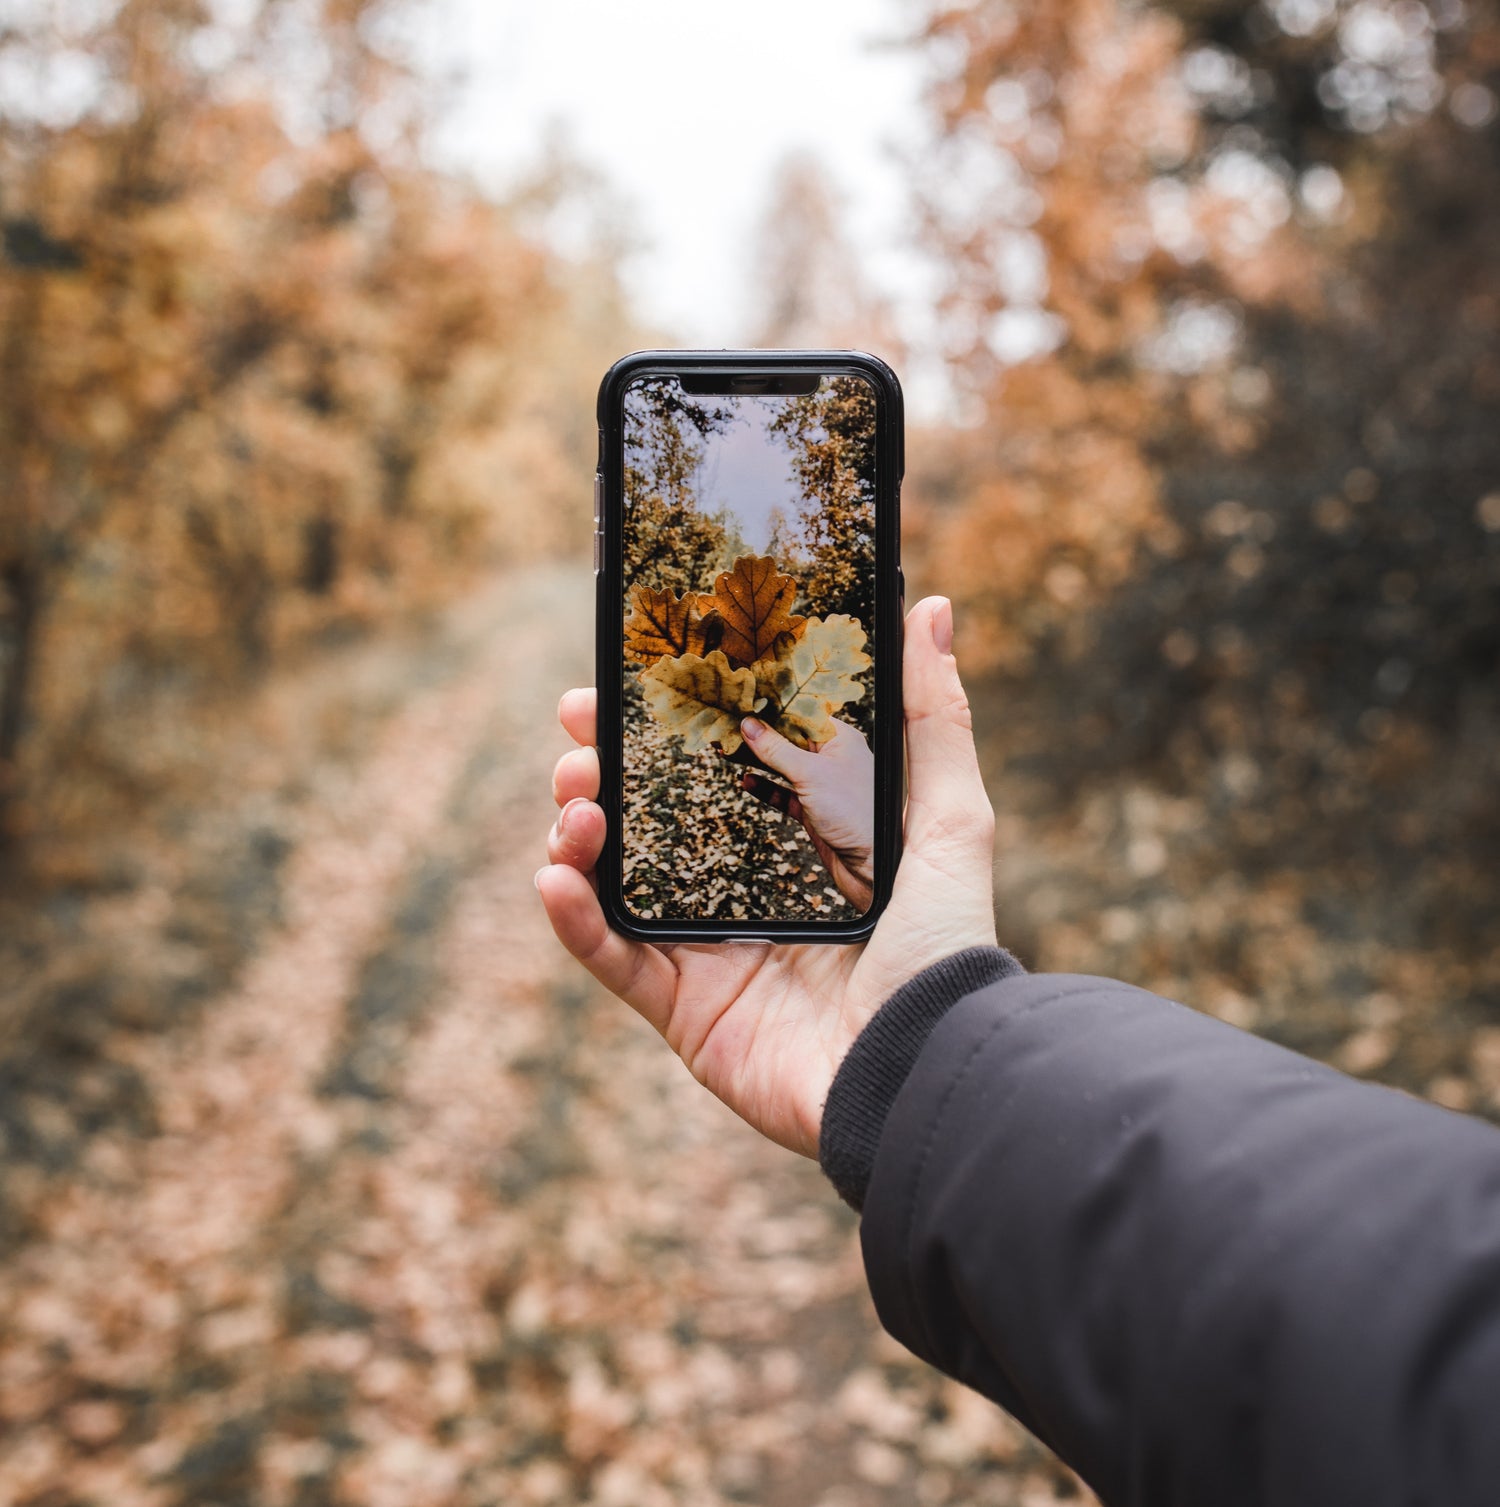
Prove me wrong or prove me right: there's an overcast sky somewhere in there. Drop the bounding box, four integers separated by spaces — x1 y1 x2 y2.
698 398 805 554
428 0 932 364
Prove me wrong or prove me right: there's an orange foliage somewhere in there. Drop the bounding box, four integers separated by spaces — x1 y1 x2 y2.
904 0 1318 665
0 1 625 845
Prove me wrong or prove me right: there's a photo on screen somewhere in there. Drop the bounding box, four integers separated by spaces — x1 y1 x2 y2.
620 375 877 923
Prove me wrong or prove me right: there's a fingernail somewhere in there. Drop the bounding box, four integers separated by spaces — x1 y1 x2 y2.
533 867 547 890
932 597 954 654
741 717 764 741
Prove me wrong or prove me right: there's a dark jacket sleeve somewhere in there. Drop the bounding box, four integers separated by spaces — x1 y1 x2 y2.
825 962 1500 1507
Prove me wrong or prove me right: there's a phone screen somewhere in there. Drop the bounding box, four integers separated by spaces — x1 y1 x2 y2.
619 373 879 926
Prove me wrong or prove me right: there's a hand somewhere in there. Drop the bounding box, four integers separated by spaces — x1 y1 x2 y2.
739 718 875 912
537 597 998 1159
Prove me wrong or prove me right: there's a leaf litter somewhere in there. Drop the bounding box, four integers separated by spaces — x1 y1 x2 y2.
0 565 1076 1507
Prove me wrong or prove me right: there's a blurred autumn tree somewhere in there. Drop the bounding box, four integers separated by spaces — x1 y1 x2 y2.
748 153 904 359
0 0 623 852
769 376 878 628
906 0 1212 656
908 0 1500 955
621 380 740 596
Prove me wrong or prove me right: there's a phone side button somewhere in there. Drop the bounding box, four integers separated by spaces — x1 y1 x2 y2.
593 528 602 575
593 472 603 522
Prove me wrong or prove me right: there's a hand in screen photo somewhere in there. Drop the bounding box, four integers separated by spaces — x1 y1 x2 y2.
737 718 875 912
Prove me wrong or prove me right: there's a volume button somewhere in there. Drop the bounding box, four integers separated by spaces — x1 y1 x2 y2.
593 527 602 574
593 473 603 523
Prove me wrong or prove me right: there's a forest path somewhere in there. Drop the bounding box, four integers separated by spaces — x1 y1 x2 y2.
0 564 1080 1507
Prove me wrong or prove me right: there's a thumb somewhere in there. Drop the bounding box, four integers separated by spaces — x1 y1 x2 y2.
903 596 996 858
741 716 817 787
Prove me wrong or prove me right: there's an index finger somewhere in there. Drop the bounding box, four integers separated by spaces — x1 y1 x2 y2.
537 863 677 1035
558 688 597 748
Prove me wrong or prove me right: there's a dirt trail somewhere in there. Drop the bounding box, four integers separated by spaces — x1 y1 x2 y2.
0 565 1084 1507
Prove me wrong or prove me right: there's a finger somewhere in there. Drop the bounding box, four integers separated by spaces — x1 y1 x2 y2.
536 864 676 1034
903 596 996 857
740 717 819 786
817 718 866 756
547 797 605 870
552 746 600 807
558 688 597 748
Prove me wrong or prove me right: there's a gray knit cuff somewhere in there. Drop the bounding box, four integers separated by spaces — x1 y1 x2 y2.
819 947 1027 1211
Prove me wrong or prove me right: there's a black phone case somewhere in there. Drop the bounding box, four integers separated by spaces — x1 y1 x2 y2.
595 349 904 944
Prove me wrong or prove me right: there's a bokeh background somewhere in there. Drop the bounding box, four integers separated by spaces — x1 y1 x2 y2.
1 1 1497 1504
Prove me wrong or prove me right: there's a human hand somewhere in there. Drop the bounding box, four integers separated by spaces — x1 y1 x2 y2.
738 718 875 912
537 596 997 1159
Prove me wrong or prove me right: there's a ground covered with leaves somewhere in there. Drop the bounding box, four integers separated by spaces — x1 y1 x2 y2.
4 563 1497 1507
0 565 1071 1507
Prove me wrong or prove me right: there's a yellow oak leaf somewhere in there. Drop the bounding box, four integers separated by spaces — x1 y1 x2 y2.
624 584 722 664
753 614 871 748
753 626 808 669
702 555 806 668
639 649 767 754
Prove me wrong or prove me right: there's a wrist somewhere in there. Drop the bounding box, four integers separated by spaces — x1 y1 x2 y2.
819 945 1026 1209
839 864 875 913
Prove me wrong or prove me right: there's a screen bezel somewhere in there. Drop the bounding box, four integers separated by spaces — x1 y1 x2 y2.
595 349 904 944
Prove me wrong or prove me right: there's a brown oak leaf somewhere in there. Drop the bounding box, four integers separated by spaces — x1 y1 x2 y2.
753 614 871 747
701 555 806 668
624 584 722 664
639 650 767 754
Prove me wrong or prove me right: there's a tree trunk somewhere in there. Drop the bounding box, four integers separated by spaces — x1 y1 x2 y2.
0 562 42 844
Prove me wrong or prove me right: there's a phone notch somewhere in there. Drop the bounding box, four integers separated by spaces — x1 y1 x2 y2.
676 372 821 397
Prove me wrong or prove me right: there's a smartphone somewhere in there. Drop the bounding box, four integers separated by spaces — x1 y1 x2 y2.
594 350 903 943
